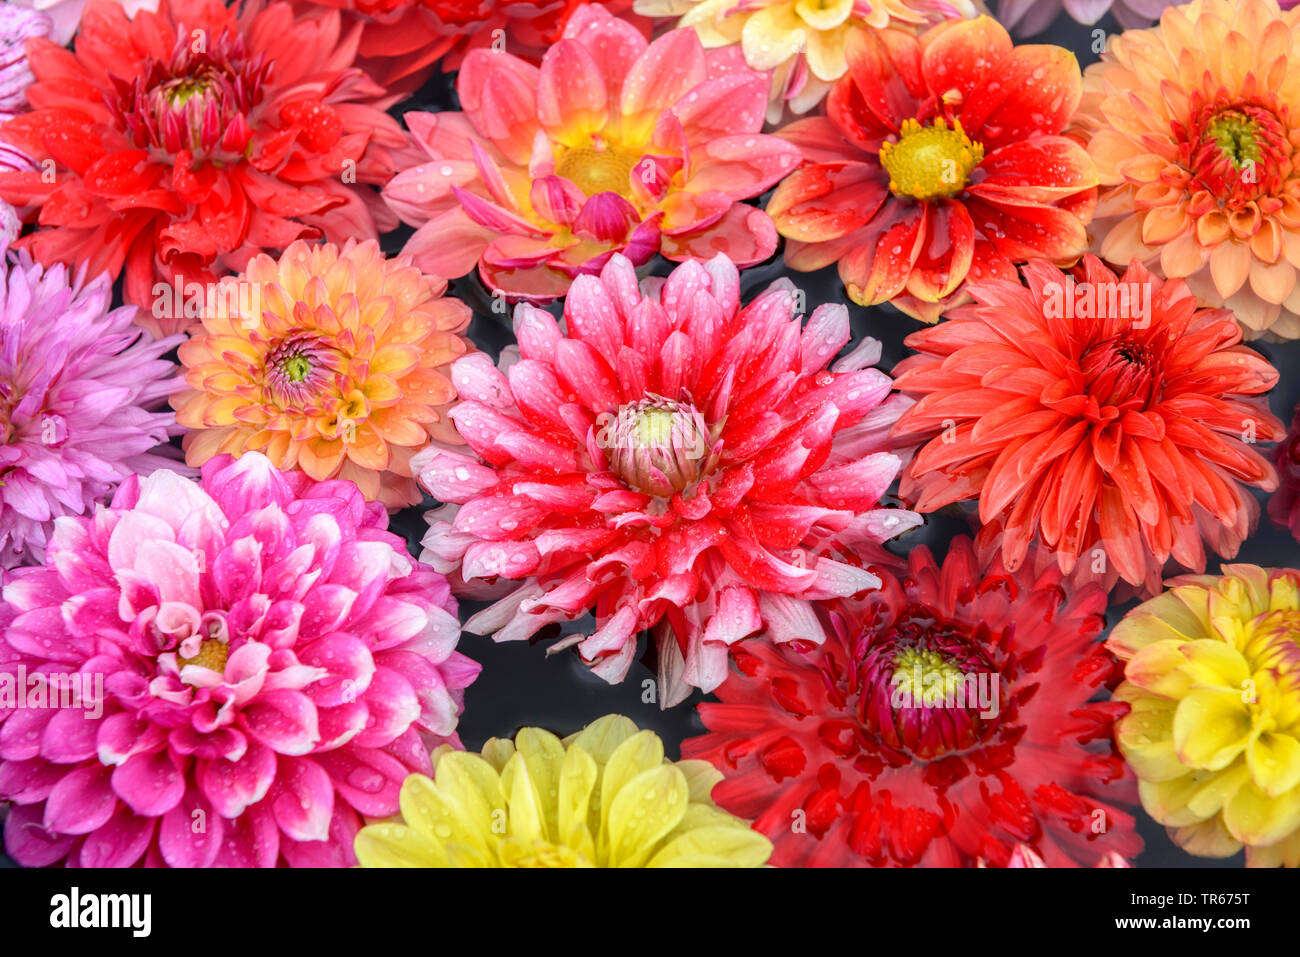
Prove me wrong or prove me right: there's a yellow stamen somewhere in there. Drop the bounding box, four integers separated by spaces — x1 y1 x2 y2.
879 117 985 201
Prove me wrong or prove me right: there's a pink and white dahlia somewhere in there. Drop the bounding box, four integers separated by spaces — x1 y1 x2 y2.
0 252 182 569
0 453 479 867
415 252 920 705
0 5 50 248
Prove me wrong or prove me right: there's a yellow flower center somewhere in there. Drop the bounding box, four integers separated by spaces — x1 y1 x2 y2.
879 117 984 201
178 638 229 673
555 146 640 199
890 646 968 706
499 838 593 868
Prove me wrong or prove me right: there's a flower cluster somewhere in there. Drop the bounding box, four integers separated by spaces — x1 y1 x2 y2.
0 0 1298 873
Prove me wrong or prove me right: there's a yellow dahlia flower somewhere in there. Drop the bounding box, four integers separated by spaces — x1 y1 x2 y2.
354 715 773 867
171 239 471 509
1108 565 1300 866
1076 0 1300 338
633 0 976 122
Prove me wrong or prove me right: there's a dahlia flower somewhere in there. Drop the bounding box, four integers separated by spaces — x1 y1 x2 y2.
1268 402 1300 543
767 16 1097 322
0 0 410 338
296 0 645 98
415 252 920 705
384 3 800 301
994 0 1175 34
171 239 472 511
7 0 157 46
682 537 1143 867
0 6 51 124
0 453 479 867
891 256 1283 596
634 0 976 122
1077 0 1300 338
0 252 182 570
1108 565 1300 866
355 714 772 867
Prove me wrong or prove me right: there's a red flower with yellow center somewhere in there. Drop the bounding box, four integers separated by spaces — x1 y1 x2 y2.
0 0 408 338
766 15 1098 322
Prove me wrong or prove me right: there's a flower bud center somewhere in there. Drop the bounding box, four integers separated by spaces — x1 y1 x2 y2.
606 396 712 498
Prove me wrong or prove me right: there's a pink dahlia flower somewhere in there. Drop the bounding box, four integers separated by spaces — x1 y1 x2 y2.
0 453 479 867
0 251 183 569
414 252 920 705
384 4 801 300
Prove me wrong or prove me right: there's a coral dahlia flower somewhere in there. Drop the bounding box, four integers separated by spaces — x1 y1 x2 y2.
0 0 410 338
633 0 976 123
0 453 479 868
355 714 773 867
171 239 472 511
1268 401 1300 543
0 252 183 570
682 538 1143 867
1108 565 1300 866
1077 0 1300 337
384 4 800 301
414 252 920 705
767 16 1098 322
891 256 1283 596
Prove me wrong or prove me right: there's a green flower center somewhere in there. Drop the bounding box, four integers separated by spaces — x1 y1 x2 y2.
890 647 969 706
282 355 312 383
1209 111 1263 169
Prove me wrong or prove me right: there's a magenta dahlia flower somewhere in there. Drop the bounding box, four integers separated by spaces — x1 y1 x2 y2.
0 252 182 569
0 453 479 867
414 252 920 705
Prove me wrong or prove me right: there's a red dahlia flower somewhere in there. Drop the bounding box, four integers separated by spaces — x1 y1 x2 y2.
683 538 1143 867
891 256 1283 596
296 0 646 97
414 253 920 705
766 15 1097 322
0 0 410 338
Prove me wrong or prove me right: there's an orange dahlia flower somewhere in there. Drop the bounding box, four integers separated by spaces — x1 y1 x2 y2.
891 256 1283 596
1077 0 1300 338
766 16 1098 322
171 239 471 509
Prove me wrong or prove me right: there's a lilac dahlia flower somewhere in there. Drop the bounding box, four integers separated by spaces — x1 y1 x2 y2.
0 252 183 568
0 453 479 867
995 0 1179 33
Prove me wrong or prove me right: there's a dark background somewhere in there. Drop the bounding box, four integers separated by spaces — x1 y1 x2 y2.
3 5 1298 868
